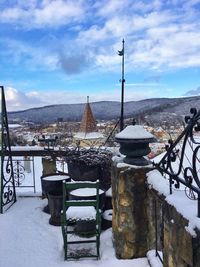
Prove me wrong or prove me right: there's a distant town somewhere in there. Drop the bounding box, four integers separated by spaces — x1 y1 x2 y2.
8 116 187 159
6 94 200 163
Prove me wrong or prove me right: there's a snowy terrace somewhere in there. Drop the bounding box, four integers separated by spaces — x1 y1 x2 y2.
1 132 200 266
0 147 160 267
0 198 151 267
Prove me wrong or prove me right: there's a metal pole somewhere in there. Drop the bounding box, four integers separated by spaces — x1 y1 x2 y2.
32 156 36 193
120 39 125 131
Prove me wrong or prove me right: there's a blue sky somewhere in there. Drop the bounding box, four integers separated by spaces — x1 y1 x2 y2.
1 0 200 111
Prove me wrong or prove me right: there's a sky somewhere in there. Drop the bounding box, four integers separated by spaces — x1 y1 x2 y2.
1 0 200 111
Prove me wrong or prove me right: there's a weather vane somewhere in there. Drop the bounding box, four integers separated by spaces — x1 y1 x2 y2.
118 39 125 131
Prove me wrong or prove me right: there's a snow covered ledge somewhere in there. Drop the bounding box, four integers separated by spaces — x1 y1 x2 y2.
147 169 200 267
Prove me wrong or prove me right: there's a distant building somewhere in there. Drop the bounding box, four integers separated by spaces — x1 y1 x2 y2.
74 96 105 147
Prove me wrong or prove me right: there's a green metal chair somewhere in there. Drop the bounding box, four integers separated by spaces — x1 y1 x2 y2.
61 181 101 260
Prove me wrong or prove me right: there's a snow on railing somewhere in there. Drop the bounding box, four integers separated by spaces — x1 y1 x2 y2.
154 108 200 217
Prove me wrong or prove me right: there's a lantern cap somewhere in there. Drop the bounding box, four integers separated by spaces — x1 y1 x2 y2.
115 125 156 143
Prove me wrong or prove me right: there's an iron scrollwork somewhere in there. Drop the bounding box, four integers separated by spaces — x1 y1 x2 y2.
0 86 16 213
1 155 15 208
13 160 25 186
154 108 200 216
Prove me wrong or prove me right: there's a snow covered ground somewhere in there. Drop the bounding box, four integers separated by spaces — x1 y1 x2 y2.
1 132 198 266
0 149 165 267
0 197 150 267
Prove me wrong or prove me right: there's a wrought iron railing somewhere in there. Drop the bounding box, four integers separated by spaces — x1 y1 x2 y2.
154 108 200 217
12 157 36 193
1 86 16 213
10 156 67 193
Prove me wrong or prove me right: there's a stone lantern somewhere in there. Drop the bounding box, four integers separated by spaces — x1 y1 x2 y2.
115 125 156 166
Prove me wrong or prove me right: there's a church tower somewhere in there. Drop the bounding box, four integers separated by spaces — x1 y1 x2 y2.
80 96 96 133
74 96 104 147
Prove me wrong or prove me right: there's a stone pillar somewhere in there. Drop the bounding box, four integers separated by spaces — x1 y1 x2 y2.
112 161 152 259
42 157 56 176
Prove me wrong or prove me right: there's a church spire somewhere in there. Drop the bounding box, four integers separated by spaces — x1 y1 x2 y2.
80 96 96 133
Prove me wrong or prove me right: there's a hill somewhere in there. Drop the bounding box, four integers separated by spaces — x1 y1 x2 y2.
8 96 200 125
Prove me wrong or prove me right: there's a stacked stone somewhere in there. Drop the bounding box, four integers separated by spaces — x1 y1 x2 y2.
112 162 152 259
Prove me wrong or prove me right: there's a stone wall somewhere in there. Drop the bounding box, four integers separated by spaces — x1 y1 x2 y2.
146 189 164 253
112 162 200 266
147 187 200 267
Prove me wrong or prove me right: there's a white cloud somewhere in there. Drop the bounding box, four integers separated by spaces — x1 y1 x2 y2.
130 0 163 12
1 0 200 82
5 87 45 111
4 84 165 111
96 0 129 17
78 10 174 45
129 21 200 70
0 0 85 28
76 7 189 70
33 0 84 28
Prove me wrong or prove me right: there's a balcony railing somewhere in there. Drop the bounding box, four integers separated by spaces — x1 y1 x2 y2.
154 108 200 217
12 157 36 192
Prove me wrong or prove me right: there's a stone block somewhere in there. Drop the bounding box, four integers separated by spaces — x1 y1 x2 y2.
118 176 125 194
119 195 131 207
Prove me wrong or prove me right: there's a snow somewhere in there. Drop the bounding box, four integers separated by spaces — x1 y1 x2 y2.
0 197 150 267
147 136 200 235
0 124 22 129
112 155 125 164
103 210 112 221
2 131 199 266
11 145 44 150
74 132 104 140
117 162 153 169
42 175 70 181
115 125 155 140
105 188 112 197
147 170 200 236
0 150 151 267
147 250 163 267
70 188 104 197
147 170 170 197
112 154 153 169
112 152 153 169
66 206 96 221
9 124 22 128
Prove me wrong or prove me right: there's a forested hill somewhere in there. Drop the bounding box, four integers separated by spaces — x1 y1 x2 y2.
8 96 200 125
